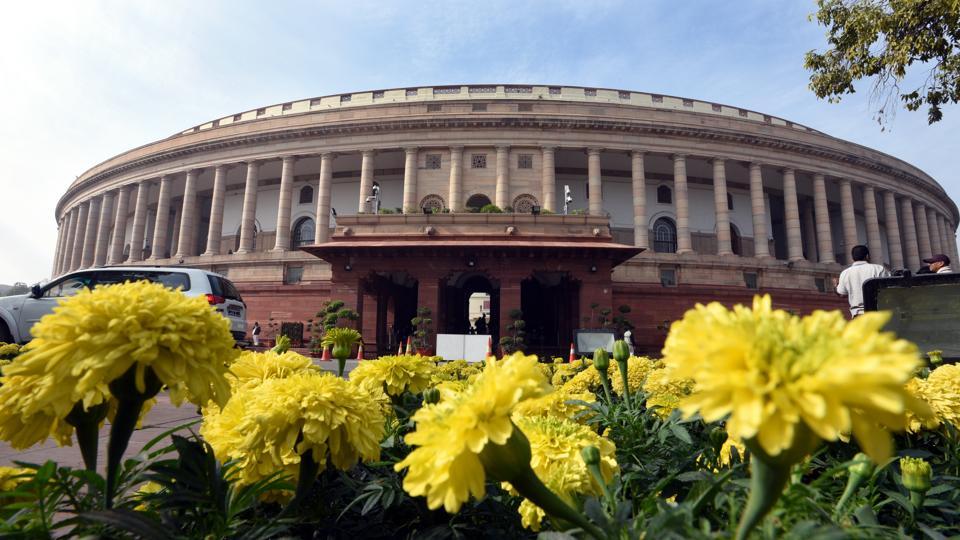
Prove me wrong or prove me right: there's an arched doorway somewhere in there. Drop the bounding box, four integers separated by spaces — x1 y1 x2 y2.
362 271 419 356
465 193 492 212
521 272 579 357
292 217 315 248
442 272 500 345
653 217 677 253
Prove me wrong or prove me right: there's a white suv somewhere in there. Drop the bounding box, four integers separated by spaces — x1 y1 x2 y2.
0 267 247 344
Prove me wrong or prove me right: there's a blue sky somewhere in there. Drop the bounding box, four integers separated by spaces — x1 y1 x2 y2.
0 0 956 284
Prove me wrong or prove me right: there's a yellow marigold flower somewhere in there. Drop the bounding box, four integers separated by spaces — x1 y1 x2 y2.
435 379 470 397
202 371 384 491
551 359 588 387
228 350 318 392
0 466 31 491
508 415 618 531
610 356 662 395
350 354 435 396
512 390 595 422
537 363 554 380
560 364 601 394
351 376 393 418
0 282 236 449
922 363 960 427
0 343 20 359
904 378 940 433
643 367 695 418
664 295 927 462
431 359 482 383
719 435 746 467
395 352 549 513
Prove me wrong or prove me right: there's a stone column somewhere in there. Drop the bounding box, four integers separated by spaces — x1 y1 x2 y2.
495 145 510 209
448 146 463 212
936 214 948 257
174 169 201 258
63 207 87 272
801 200 817 261
272 157 297 251
402 147 418 213
812 173 834 263
149 175 173 260
65 206 82 272
587 148 603 215
749 162 770 258
57 214 74 275
631 151 648 250
541 147 556 213
914 203 932 260
672 154 692 254
80 197 101 268
358 150 375 213
237 162 260 254
52 218 66 277
107 186 132 265
782 168 803 261
927 208 942 255
900 197 920 268
128 181 150 263
839 179 858 261
862 185 883 258
316 153 335 243
882 191 904 269
712 158 732 256
93 191 115 266
203 165 228 256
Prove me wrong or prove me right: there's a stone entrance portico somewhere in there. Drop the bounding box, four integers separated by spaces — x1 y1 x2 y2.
304 214 641 357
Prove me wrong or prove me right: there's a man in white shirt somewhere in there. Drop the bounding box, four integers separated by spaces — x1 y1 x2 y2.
836 245 890 317
923 254 953 274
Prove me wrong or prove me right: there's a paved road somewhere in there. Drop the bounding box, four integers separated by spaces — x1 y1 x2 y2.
0 359 361 468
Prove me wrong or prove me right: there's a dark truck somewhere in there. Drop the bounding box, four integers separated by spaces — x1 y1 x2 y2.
864 272 960 361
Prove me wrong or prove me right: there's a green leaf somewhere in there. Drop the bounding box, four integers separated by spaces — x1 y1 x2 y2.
668 423 692 445
81 509 174 540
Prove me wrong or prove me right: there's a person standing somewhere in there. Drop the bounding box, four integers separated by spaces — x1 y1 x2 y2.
836 245 890 317
923 254 953 274
251 321 261 347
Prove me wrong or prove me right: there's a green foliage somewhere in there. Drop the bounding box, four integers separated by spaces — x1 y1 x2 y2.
805 0 960 125
311 301 359 351
411 307 433 350
499 309 526 354
479 204 503 213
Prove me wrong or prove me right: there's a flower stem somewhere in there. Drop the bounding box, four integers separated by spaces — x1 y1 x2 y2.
597 372 614 405
337 357 346 377
284 451 320 514
511 466 607 540
105 396 146 508
615 360 631 409
735 455 792 540
909 490 924 510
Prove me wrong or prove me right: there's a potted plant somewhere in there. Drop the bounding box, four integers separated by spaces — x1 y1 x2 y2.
411 307 434 355
309 301 359 354
499 308 526 355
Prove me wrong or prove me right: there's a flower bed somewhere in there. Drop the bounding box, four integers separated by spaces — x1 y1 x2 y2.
0 284 957 538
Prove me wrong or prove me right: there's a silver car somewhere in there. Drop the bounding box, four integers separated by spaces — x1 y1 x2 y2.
0 267 247 344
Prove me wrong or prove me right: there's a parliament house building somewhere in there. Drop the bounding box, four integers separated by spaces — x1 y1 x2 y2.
50 84 959 355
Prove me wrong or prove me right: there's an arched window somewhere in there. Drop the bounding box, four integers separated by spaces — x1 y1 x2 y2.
419 194 446 214
234 223 260 252
730 223 742 255
512 194 539 214
653 217 677 253
657 185 672 204
465 194 492 212
299 185 314 205
292 217 315 248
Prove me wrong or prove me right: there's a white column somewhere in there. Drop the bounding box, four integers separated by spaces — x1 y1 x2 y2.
358 150 375 213
782 168 803 261
587 148 603 215
712 158 732 255
900 197 920 268
812 173 834 263
749 162 770 258
203 165 228 256
402 147 418 213
541 147 556 213
149 175 173 260
935 214 948 257
63 207 81 272
862 185 883 259
128 181 150 263
448 146 463 212
926 207 942 255
839 179 857 262
51 218 66 277
80 197 101 268
107 186 132 265
495 145 510 209
914 203 932 260
237 162 260 254
175 169 201 258
93 190 115 266
273 157 297 251
315 153 334 243
882 191 904 269
673 154 692 254
631 151 648 250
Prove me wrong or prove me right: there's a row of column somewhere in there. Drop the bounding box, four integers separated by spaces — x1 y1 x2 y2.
52 147 960 276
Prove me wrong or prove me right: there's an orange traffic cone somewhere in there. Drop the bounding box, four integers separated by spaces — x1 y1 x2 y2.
405 336 413 355
487 336 493 358
397 342 403 355
356 343 364 361
568 342 576 363
321 345 332 362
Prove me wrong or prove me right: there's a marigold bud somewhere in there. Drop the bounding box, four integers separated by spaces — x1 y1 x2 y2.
423 387 440 405
900 457 932 493
927 350 943 365
849 452 874 480
709 427 728 448
592 348 609 371
612 340 630 363
580 445 601 467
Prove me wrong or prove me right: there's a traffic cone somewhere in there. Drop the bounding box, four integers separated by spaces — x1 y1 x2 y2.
487 336 493 358
320 345 332 362
568 342 576 363
405 336 413 355
397 342 403 355
356 343 364 361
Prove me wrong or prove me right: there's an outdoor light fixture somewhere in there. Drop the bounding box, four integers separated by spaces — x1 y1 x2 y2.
589 264 598 273
345 263 353 271
531 205 541 215
467 259 476 267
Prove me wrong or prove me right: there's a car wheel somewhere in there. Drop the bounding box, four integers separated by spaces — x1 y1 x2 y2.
0 322 13 344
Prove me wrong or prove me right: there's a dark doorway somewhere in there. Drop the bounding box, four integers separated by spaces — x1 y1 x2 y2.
442 272 500 344
521 272 579 358
465 194 493 212
365 272 418 356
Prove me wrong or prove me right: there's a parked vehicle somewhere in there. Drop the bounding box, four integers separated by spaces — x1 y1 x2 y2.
0 267 247 344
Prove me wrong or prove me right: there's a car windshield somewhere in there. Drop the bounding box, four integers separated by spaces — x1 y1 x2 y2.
95 271 191 291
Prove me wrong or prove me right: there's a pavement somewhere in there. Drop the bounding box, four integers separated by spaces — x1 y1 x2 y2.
0 359 362 468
